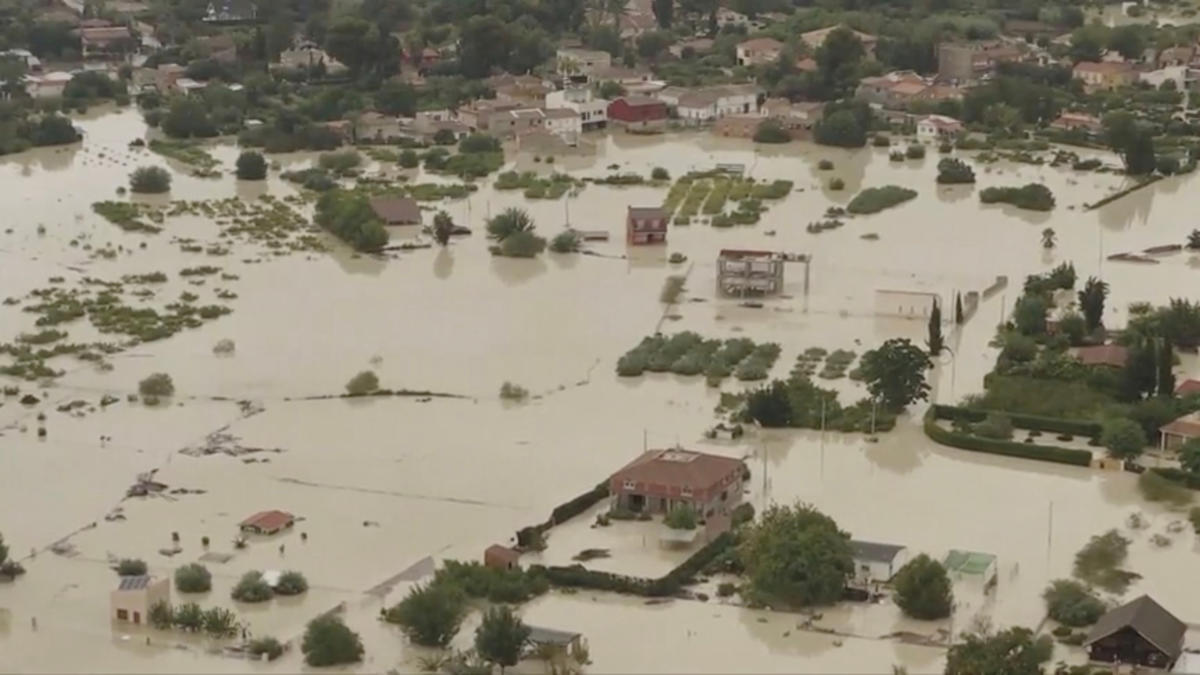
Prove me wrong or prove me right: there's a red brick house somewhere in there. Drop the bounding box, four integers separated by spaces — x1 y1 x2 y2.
626 206 667 245
610 448 746 517
607 96 668 131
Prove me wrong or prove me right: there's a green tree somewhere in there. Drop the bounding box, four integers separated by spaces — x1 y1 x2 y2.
664 503 698 530
161 97 216 138
738 502 853 606
1180 438 1200 474
636 31 672 61
302 615 364 667
1108 25 1145 60
1069 24 1107 62
174 563 212 593
235 151 267 180
116 558 148 576
945 627 1052 675
1157 339 1175 397
500 231 547 257
549 230 580 253
385 582 466 647
173 602 205 631
652 0 673 28
1058 311 1087 346
1187 229 1200 250
323 17 375 74
1078 277 1108 332
129 166 172 194
816 27 865 97
433 211 456 246
231 571 274 602
753 119 791 144
203 606 239 638
487 207 535 240
149 600 173 629
955 293 964 325
345 370 380 395
1101 418 1146 459
860 338 932 412
744 380 793 427
1042 579 1104 627
375 82 418 116
314 190 389 252
1013 295 1048 336
927 299 944 357
936 158 975 184
893 554 953 620
0 532 7 568
813 110 866 148
1124 131 1157 176
475 605 531 673
1041 227 1055 249
275 570 308 596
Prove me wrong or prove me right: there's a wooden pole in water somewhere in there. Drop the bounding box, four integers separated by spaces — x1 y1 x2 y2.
1046 500 1054 570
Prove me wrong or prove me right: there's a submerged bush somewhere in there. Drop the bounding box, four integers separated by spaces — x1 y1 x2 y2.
345 370 380 395
980 184 1055 211
129 166 171 193
138 373 175 399
847 186 918 214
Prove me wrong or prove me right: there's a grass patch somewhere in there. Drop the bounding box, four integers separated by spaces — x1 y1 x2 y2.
148 140 219 173
92 201 162 233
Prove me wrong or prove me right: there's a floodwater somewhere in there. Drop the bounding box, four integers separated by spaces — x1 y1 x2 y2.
3 106 1200 673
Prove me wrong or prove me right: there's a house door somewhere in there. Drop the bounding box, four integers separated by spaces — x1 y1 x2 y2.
133 611 141 624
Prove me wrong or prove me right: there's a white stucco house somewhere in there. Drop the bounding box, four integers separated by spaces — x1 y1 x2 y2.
916 114 964 140
661 84 762 123
543 107 582 144
545 87 608 130
24 71 72 99
850 540 910 585
110 575 170 625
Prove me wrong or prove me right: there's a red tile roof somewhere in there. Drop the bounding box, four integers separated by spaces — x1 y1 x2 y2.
369 197 422 224
612 448 744 493
240 510 294 531
1176 379 1200 396
1074 344 1129 368
627 206 667 220
1161 412 1200 439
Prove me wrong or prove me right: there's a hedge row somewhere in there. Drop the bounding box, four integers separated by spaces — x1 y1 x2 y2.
516 482 610 547
1150 467 1200 490
930 404 1101 438
535 531 736 598
923 410 1093 467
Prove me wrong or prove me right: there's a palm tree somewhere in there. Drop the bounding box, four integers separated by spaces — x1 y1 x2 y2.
1041 227 1056 249
486 208 535 240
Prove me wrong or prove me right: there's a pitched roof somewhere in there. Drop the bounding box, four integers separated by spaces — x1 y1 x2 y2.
616 95 663 107
801 25 877 47
368 197 421 224
612 448 744 492
738 37 783 52
1084 595 1185 661
850 540 907 564
240 509 294 530
485 544 520 563
527 626 581 646
80 26 132 41
1074 344 1129 368
543 107 579 119
1074 60 1134 75
627 206 667 220
117 574 152 590
1175 379 1200 396
1161 411 1200 439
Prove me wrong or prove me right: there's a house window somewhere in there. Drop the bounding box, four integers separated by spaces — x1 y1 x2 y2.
681 486 693 497
116 608 129 621
622 480 636 490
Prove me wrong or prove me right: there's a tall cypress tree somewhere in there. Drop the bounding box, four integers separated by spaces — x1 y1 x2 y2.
954 293 964 325
927 299 944 356
1158 338 1176 397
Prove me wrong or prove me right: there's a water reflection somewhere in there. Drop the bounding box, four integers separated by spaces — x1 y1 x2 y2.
935 184 974 204
432 247 454 279
490 255 547 285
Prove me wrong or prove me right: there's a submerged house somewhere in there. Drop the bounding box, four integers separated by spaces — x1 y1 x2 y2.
849 540 910 584
239 510 295 535
716 249 785 297
626 206 668 245
110 575 170 624
368 197 422 226
609 447 746 517
1084 595 1184 669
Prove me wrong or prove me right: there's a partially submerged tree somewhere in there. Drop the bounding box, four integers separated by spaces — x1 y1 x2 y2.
1078 276 1109 333
231 570 274 603
432 210 456 246
738 502 853 606
345 370 380 395
129 166 172 193
893 554 953 620
138 373 175 400
474 605 531 674
302 615 364 667
385 582 466 647
116 558 148 576
275 570 309 596
487 207 535 241
944 627 1052 675
1042 579 1105 627
664 503 698 530
926 299 944 357
235 151 267 180
1041 227 1056 249
1100 418 1146 460
859 338 932 412
174 563 212 593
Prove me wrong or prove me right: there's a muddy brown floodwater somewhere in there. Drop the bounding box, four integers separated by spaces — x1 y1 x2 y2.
3 106 1200 673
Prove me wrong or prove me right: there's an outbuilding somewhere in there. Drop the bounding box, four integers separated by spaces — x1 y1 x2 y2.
484 544 520 570
1160 411 1200 451
626 206 668 245
1085 595 1184 669
849 540 910 584
368 197 422 226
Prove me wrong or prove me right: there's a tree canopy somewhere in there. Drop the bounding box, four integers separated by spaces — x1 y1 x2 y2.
893 554 953 620
738 502 853 606
944 627 1052 675
302 615 364 667
860 338 931 412
475 605 531 672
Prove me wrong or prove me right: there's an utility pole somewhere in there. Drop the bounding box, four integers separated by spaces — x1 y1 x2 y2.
1046 500 1054 570
820 398 827 480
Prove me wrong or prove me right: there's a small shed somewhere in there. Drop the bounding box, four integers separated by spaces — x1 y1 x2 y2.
484 544 520 570
850 540 910 584
1085 595 1185 669
1161 411 1200 451
368 197 422 226
526 625 584 657
110 575 170 625
1074 344 1129 369
1175 379 1200 397
943 549 997 586
240 510 295 535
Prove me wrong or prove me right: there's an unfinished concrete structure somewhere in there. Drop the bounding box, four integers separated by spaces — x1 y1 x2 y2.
716 249 785 297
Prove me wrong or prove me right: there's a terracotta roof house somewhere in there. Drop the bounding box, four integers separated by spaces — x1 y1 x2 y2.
369 197 422 225
626 206 668 245
795 56 818 72
916 114 964 140
239 510 295 535
1073 344 1129 368
801 25 877 58
855 70 930 107
1073 61 1136 91
1084 595 1185 669
610 448 746 516
483 544 520 570
607 96 668 131
79 25 134 59
1050 111 1103 134
1175 379 1200 397
736 37 783 67
1160 411 1200 451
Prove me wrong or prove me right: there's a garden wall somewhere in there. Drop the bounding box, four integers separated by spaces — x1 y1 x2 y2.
930 404 1101 438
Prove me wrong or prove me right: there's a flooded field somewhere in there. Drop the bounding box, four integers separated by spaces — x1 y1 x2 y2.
4 106 1200 673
